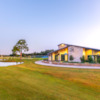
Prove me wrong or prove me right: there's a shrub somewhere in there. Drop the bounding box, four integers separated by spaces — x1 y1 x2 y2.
63 61 68 63
43 58 48 61
98 58 100 63
88 55 94 63
69 55 74 61
80 56 85 63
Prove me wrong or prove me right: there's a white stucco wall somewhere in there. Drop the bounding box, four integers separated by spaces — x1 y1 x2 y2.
68 46 83 62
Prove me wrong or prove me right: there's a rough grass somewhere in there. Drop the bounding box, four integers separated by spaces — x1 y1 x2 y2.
0 58 100 100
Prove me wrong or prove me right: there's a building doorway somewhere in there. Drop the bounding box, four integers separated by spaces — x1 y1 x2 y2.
55 55 59 61
61 54 65 61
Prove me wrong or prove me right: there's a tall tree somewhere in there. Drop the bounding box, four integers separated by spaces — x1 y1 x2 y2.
12 45 20 56
12 39 29 59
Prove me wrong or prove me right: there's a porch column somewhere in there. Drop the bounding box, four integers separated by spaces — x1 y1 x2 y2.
58 54 61 61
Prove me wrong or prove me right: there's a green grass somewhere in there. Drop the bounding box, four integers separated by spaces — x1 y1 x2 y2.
0 58 100 100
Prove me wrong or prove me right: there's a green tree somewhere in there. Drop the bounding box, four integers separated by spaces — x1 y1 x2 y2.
70 55 74 62
80 56 85 63
12 45 20 56
88 55 94 63
97 58 100 63
12 39 29 59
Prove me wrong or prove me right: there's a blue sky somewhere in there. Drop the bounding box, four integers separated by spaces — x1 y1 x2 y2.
0 0 100 54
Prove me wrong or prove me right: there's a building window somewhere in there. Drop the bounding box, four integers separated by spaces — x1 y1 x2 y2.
70 47 74 52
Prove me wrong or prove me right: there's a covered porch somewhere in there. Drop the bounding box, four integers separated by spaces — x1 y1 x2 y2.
49 47 68 61
83 48 100 61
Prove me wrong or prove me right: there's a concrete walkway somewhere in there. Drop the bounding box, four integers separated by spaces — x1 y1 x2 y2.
35 61 100 69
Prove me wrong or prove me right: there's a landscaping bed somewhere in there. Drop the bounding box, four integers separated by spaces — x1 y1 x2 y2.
42 60 100 67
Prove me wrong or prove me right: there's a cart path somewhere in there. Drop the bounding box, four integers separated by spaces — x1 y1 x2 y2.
35 61 100 69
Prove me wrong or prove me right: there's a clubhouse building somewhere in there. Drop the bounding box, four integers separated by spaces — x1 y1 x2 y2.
48 43 100 62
